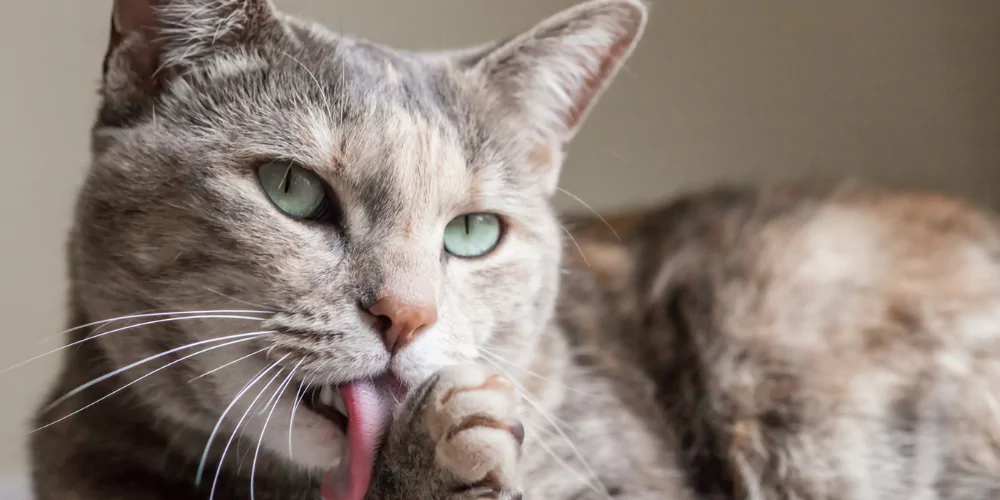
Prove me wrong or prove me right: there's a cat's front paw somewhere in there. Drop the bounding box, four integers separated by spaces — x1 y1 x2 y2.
372 363 524 500
426 363 524 495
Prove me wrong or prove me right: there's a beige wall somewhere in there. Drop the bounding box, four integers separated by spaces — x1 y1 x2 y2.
1 0 998 474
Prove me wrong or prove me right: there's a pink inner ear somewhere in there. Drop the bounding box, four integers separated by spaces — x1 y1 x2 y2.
564 34 640 131
112 0 159 37
105 0 164 80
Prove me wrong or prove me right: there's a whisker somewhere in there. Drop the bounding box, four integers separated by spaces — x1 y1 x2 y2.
33 309 271 346
278 51 334 123
5 314 267 375
478 356 609 498
190 347 270 383
524 426 606 499
237 365 283 475
201 286 276 312
32 333 270 433
560 224 591 268
476 355 573 429
43 331 272 413
557 187 621 242
251 361 301 500
229 371 279 478
196 360 278 486
477 348 599 398
287 378 307 458
236 438 254 477
257 363 295 418
209 358 290 500
237 362 289 472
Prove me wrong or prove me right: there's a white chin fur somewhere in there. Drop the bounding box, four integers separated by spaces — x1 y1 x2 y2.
234 388 348 471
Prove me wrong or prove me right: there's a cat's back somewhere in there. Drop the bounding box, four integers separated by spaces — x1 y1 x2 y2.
567 183 1000 352
562 184 1000 498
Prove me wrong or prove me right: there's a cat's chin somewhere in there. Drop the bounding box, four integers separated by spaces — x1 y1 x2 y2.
281 375 406 486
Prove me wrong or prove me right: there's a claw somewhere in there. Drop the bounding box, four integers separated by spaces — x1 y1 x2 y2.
508 420 525 446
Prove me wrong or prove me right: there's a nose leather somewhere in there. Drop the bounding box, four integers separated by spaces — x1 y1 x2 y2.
368 295 438 355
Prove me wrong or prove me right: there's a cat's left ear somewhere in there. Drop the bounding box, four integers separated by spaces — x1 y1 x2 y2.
471 0 648 194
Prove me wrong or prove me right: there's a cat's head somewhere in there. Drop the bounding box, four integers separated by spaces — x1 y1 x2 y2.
74 0 644 479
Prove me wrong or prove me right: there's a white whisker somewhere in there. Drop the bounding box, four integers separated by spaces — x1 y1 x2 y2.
557 187 621 242
6 314 267 375
33 309 271 346
278 51 333 123
196 360 277 486
478 356 609 499
287 378 307 458
209 358 290 500
257 363 295 418
525 426 606 499
601 148 628 163
251 361 300 500
190 347 270 383
477 348 599 398
560 225 591 268
32 333 270 434
43 331 272 413
201 287 275 312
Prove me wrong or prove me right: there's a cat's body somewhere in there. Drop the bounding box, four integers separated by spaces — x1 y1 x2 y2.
557 185 1000 499
29 1 1000 499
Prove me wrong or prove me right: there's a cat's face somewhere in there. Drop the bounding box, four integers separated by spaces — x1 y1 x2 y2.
74 0 643 473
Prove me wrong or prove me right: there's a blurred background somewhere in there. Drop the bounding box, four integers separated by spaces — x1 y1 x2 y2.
1 0 999 481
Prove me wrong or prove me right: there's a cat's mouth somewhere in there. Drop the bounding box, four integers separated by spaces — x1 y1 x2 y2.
294 377 401 500
300 385 349 432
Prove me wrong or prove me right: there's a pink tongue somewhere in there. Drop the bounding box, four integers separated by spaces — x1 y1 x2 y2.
321 380 391 500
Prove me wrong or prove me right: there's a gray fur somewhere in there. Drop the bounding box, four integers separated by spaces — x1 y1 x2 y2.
30 1 1000 499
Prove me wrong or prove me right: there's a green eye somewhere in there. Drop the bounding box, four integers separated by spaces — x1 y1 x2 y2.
443 213 503 258
257 161 329 219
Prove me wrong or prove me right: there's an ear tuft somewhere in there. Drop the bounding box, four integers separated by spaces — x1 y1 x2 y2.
103 0 276 88
152 0 276 70
473 0 648 192
100 0 278 125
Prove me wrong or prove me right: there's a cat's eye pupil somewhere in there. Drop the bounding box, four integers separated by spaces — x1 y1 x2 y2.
257 161 329 220
443 213 502 258
279 165 293 194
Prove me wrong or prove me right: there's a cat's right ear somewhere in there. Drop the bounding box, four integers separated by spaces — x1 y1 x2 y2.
102 0 278 107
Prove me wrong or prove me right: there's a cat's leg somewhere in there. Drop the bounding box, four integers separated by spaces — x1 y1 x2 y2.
368 363 524 500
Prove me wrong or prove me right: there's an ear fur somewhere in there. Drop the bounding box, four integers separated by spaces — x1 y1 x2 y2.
101 0 279 124
473 0 648 193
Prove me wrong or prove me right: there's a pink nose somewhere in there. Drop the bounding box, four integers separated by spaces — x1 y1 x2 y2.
368 295 438 355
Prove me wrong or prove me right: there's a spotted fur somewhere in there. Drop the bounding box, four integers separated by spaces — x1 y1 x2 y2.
30 1 1000 499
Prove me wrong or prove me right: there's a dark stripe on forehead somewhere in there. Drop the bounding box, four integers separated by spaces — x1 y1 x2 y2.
359 178 404 230
427 70 492 172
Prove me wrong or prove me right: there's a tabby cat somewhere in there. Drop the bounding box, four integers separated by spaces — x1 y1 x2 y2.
29 0 1000 499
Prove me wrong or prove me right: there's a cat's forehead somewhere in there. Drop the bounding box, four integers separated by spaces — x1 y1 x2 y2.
332 103 478 228
300 50 494 214
148 21 527 227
